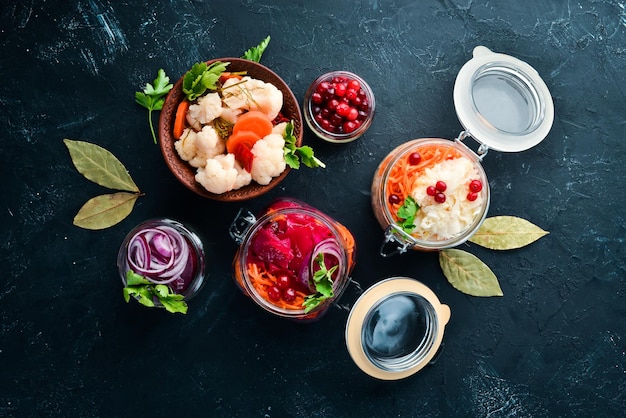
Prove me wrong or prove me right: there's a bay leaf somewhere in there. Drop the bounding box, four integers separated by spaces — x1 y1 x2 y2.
73 192 139 230
64 139 139 192
469 216 549 250
439 249 503 297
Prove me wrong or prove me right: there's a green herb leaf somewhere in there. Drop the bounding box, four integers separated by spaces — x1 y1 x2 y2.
396 196 418 233
64 139 139 192
241 35 271 62
469 216 549 250
303 253 336 313
135 69 173 143
123 270 188 314
439 249 503 297
182 61 229 101
126 270 150 286
73 192 139 230
283 121 325 169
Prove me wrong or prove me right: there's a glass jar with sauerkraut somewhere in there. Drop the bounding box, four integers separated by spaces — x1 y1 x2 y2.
229 198 356 322
372 46 555 255
372 138 490 254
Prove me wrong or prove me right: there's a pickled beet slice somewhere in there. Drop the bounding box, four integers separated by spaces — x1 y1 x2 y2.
250 227 294 270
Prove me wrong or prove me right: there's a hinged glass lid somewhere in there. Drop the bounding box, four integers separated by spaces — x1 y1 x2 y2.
453 46 554 153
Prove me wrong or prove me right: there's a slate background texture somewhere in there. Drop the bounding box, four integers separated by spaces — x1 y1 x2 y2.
1 1 625 417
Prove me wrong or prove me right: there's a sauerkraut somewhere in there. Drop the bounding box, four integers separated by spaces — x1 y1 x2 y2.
409 157 484 240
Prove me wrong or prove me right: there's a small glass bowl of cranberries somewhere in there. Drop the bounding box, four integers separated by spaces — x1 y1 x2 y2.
304 71 375 143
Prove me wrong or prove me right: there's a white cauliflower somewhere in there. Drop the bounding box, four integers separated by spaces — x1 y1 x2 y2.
174 128 198 162
219 107 242 125
174 126 225 168
250 133 286 185
272 121 288 136
195 154 239 194
186 92 223 130
221 76 283 120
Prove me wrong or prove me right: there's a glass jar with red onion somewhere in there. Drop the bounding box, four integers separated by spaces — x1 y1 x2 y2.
304 71 375 143
229 198 357 322
117 218 206 311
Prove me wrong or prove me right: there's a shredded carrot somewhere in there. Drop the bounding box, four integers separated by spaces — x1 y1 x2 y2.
247 263 308 310
385 143 462 218
173 100 189 139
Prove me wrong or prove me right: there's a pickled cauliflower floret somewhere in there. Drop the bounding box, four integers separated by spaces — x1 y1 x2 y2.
250 133 286 185
186 92 223 130
174 126 225 168
271 121 288 137
195 154 241 194
409 157 484 240
221 76 283 120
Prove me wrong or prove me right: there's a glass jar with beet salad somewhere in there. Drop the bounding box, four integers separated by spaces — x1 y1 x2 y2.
372 46 554 255
304 71 375 143
229 198 356 322
117 218 206 313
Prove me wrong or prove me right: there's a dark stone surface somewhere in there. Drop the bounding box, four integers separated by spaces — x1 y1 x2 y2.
1 1 624 416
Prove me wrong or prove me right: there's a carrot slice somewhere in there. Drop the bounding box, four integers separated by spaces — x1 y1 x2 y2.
226 130 261 154
173 100 190 139
232 110 273 138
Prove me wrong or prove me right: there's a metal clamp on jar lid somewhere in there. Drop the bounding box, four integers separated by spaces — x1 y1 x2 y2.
345 277 450 380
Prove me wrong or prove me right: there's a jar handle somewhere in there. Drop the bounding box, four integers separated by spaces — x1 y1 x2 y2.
229 208 257 244
380 224 413 257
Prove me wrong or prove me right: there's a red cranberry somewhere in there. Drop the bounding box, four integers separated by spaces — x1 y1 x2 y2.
467 192 478 201
268 286 281 302
434 193 446 203
469 180 483 193
348 79 361 90
283 288 297 303
388 194 402 205
343 121 358 133
435 181 447 192
408 152 422 165
426 186 437 196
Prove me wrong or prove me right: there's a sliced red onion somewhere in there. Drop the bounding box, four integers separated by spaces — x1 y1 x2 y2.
298 238 343 292
126 225 191 286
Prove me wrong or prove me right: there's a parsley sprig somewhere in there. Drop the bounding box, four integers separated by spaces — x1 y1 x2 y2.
303 253 337 313
283 121 325 169
397 196 419 233
241 35 271 62
182 61 229 101
135 69 173 144
122 270 188 314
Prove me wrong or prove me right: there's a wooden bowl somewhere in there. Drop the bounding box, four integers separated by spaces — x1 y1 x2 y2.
158 58 303 201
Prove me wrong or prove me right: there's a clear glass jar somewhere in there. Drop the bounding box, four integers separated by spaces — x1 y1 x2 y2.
230 198 357 322
371 137 490 255
303 71 375 143
117 218 207 307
